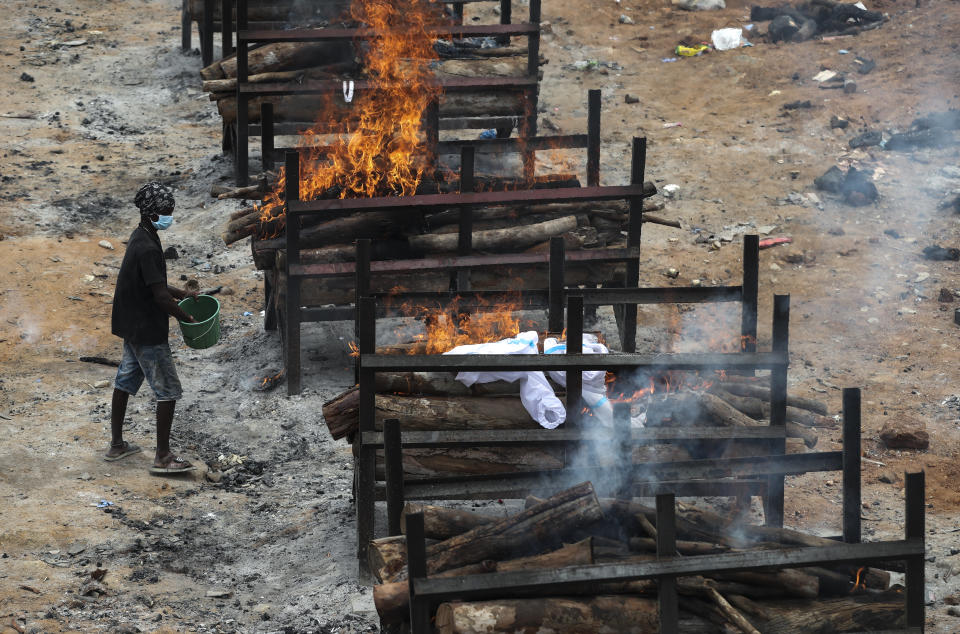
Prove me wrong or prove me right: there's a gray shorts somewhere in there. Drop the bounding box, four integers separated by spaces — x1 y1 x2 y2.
114 340 183 402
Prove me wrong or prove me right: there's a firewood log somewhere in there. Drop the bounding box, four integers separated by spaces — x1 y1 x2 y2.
434 596 664 634
400 503 495 540
424 482 603 575
202 64 356 93
368 535 407 584
374 445 564 478
408 215 578 254
629 537 728 555
715 381 829 416
218 42 354 79
710 388 834 430
228 205 258 221
297 211 419 249
221 222 257 245
757 594 908 631
322 390 541 441
224 208 262 234
711 569 819 599
374 539 593 624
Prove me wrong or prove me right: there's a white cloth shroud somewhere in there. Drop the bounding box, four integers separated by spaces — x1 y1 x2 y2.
444 331 567 429
544 334 614 427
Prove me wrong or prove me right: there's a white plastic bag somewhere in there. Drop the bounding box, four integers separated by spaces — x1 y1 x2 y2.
711 27 743 51
445 332 566 429
544 335 613 427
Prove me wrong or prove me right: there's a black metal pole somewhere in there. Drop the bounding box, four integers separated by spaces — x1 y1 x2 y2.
181 0 192 51
355 239 371 385
456 146 475 293
587 89 601 187
765 294 789 527
384 418 405 536
220 0 233 57
284 151 301 395
356 297 378 577
548 236 565 333
904 471 925 629
234 0 249 185
842 387 862 544
261 102 274 173
656 493 679 633
619 137 645 352
498 0 512 46
741 234 759 354
201 0 214 66
566 295 583 427
406 512 431 633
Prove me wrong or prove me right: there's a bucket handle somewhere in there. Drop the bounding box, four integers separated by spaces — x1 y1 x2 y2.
184 321 217 344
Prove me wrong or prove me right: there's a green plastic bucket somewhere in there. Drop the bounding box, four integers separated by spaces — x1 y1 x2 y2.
177 295 221 349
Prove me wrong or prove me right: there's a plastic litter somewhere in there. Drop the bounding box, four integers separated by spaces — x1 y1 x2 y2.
445 332 566 429
661 57 678 63
838 49 850 54
711 27 744 51
662 122 682 128
96 500 114 508
479 129 497 139
243 311 253 316
544 335 613 427
675 43 710 56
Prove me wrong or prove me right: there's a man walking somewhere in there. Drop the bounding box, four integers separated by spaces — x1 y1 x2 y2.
104 182 198 474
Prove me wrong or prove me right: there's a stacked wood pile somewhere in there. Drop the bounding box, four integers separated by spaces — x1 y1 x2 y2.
370 482 906 633
321 368 833 478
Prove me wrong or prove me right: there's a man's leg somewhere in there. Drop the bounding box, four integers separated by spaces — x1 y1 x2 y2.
110 388 130 447
155 400 176 465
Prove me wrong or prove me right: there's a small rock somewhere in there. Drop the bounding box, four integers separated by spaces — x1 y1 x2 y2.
67 543 87 556
757 225 777 235
945 593 960 606
219 286 235 296
662 184 680 199
98 240 114 250
163 246 179 260
20 72 35 82
206 589 233 599
849 129 882 149
879 418 929 450
664 268 679 279
624 94 640 104
883 229 901 239
672 0 726 10
878 471 896 484
205 470 223 483
618 14 635 24
691 279 701 287
923 245 960 261
93 379 111 389
783 100 812 111
769 262 781 271
78 472 93 481
938 288 955 303
830 115 849 129
949 606 960 617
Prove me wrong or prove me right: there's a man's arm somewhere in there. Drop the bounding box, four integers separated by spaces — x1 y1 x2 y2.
150 283 196 323
168 285 198 301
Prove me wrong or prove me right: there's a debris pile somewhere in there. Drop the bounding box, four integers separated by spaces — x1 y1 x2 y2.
751 0 886 43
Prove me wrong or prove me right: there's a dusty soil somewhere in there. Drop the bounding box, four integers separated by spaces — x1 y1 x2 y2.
1 0 960 631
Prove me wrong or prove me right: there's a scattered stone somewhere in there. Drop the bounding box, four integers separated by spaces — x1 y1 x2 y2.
664 268 680 279
878 471 896 484
886 127 955 152
206 589 233 599
939 288 955 303
922 245 960 261
205 470 223 483
220 286 235 296
883 229 901 239
783 100 812 110
879 418 929 450
163 246 179 259
78 472 93 481
830 115 849 129
662 184 680 199
20 72 35 82
672 0 725 10
624 94 639 104
93 379 110 389
67 543 86 556
618 14 635 24
949 607 960 618
946 593 960 606
814 166 878 205
855 56 875 75
98 240 114 250
849 129 882 149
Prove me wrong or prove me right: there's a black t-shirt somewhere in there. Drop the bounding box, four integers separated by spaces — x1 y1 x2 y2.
111 226 169 344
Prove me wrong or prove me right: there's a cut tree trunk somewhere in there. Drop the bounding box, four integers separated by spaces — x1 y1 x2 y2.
322 390 541 441
368 535 407 584
374 539 593 624
408 216 578 254
375 445 564 478
716 381 829 416
400 503 494 540
218 42 354 79
424 482 603 574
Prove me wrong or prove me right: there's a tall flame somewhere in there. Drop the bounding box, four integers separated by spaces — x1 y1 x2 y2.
258 0 444 229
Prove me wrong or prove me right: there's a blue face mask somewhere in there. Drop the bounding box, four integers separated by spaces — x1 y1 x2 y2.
151 215 174 231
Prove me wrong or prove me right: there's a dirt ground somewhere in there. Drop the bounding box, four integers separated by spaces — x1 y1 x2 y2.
2 0 960 631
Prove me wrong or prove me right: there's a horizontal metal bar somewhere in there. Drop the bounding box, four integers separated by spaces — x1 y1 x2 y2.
299 305 356 321
289 184 649 215
361 427 787 449
238 23 539 43
402 451 842 487
381 479 770 501
240 75 536 96
250 116 523 138
361 351 787 372
572 286 742 305
437 134 588 155
290 247 638 278
413 539 925 602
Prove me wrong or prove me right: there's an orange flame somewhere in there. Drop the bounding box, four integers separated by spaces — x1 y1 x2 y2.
257 0 445 232
851 566 866 593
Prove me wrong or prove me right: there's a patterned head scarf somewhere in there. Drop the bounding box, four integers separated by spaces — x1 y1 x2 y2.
134 182 175 216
